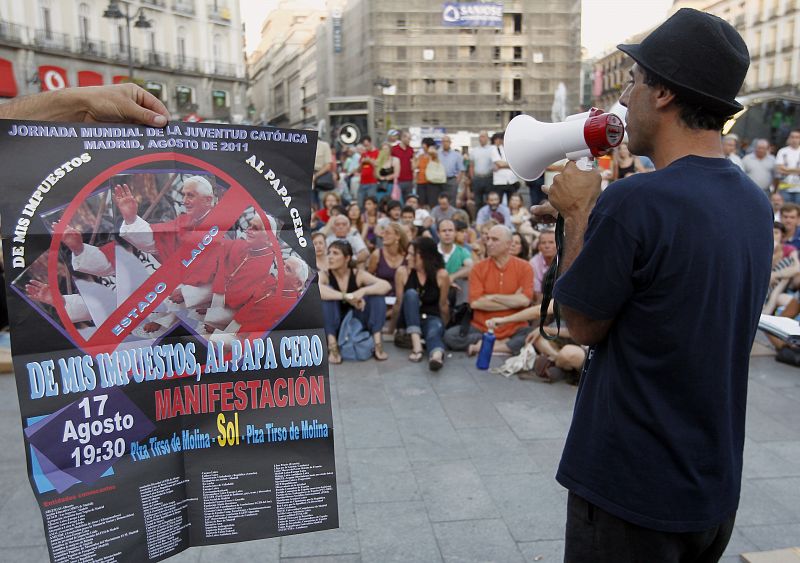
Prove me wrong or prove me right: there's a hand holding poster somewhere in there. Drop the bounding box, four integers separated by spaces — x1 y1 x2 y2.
0 120 337 562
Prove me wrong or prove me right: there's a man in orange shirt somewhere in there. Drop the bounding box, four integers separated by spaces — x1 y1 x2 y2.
443 224 533 355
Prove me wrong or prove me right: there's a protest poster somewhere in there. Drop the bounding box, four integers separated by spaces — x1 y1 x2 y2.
0 120 337 562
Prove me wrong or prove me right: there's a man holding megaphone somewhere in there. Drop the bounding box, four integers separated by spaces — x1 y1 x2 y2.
521 9 773 562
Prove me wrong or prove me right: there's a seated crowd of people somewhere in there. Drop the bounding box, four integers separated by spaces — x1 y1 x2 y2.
310 128 587 380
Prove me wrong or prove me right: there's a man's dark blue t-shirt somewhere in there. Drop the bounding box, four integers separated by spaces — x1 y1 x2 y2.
554 155 772 533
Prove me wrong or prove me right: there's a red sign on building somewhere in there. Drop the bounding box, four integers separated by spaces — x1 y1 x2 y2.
38 66 69 91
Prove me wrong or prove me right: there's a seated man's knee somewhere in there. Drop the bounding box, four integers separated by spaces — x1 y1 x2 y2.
556 345 585 371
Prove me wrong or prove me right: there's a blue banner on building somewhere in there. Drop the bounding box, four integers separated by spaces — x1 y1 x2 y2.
442 2 504 28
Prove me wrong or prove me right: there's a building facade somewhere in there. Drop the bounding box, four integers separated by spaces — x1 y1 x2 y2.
247 4 327 129
0 0 246 122
593 0 800 110
316 0 583 134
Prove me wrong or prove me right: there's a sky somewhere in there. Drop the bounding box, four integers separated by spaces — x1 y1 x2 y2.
239 0 675 58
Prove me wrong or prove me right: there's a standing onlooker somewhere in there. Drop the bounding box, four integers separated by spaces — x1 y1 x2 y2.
777 129 800 203
343 145 363 202
375 142 399 202
470 131 494 206
391 130 415 202
414 137 436 207
438 135 465 204
490 132 519 202
358 136 380 207
722 133 744 169
312 137 335 208
742 139 776 195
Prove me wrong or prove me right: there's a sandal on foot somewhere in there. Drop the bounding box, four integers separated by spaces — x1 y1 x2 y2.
428 353 444 371
328 342 342 364
374 342 388 361
409 350 424 362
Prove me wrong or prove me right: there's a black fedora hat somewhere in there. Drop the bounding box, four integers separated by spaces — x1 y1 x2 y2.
618 8 749 117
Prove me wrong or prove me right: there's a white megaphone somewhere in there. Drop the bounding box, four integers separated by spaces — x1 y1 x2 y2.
504 108 625 181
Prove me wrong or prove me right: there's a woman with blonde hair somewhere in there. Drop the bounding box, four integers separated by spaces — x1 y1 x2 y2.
375 142 400 201
368 221 408 296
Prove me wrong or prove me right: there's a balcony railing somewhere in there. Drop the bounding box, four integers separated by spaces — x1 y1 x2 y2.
74 37 107 57
172 0 195 15
209 61 236 77
109 43 141 64
34 29 71 51
141 0 167 8
0 20 24 44
143 50 171 68
175 55 202 73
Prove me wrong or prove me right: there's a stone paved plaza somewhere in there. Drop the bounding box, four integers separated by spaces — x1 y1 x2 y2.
0 347 799 562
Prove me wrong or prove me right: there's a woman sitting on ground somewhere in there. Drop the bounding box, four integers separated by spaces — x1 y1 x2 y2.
319 241 391 363
392 237 450 370
367 221 408 296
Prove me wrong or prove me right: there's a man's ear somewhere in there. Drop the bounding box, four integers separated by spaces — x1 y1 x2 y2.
653 85 677 110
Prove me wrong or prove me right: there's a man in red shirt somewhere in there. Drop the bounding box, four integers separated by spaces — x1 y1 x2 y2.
358 136 380 207
443 225 533 355
391 130 415 203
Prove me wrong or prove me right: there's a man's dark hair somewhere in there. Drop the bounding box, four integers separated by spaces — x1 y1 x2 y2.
491 132 503 143
402 206 415 215
438 192 450 201
421 137 436 148
641 67 729 131
487 190 500 200
386 200 402 212
406 193 419 202
362 135 372 143
774 221 788 235
331 205 347 216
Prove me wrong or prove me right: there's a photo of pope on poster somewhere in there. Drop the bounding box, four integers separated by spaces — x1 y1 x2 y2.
0 121 335 563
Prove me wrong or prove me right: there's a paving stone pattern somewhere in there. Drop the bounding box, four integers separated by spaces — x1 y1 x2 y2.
0 352 798 562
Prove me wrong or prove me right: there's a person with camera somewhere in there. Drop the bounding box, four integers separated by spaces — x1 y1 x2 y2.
532 9 773 561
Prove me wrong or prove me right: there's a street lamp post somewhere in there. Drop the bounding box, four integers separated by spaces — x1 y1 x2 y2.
102 1 151 81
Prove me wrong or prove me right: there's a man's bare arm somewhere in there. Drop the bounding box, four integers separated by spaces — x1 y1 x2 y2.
0 84 169 126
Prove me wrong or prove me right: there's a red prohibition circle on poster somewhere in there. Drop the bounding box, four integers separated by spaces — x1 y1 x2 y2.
47 151 285 358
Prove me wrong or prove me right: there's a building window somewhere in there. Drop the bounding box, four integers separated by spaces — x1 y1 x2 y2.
447 46 457 60
78 3 90 43
177 27 187 64
469 80 478 94
424 79 436 93
397 46 406 60
513 46 522 60
469 45 476 59
493 80 501 93
493 46 501 60
513 13 522 33
176 85 195 108
39 0 52 40
145 81 165 101
397 17 407 29
513 79 522 100
212 89 229 109
396 79 407 93
213 34 222 61
117 24 126 49
423 48 435 61
447 80 457 94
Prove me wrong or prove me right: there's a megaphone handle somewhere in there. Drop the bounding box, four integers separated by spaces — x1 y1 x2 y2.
575 157 593 172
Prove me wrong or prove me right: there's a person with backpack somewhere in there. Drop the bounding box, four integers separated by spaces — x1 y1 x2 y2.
319 241 391 363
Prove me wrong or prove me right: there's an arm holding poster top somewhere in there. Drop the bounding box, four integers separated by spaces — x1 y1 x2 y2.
0 83 169 126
